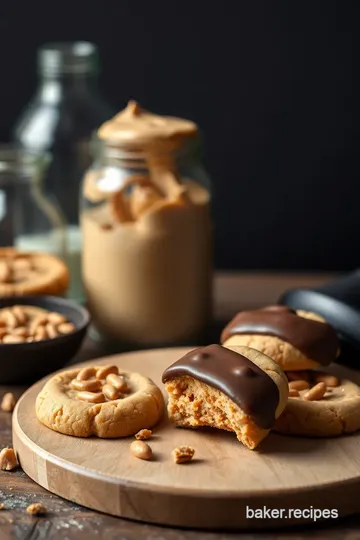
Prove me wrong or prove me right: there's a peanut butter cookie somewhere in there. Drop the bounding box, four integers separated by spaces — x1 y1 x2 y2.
162 344 288 450
0 248 69 297
36 364 164 438
274 372 360 436
221 305 339 371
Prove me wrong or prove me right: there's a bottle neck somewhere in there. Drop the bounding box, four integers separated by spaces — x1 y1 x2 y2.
37 72 98 103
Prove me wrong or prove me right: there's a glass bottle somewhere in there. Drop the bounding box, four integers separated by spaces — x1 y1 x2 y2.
0 145 65 258
81 102 213 348
13 42 115 301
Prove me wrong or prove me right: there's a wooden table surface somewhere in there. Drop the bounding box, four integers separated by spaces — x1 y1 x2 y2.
3 270 360 540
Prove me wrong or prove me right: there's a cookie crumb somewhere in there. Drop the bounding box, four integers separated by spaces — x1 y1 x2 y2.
0 448 19 471
172 446 195 464
135 429 152 440
26 503 46 516
1 392 16 412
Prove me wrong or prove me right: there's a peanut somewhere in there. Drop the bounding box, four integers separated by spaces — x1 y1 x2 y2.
30 316 48 335
172 446 195 464
0 328 7 338
26 503 46 516
135 429 152 440
45 323 59 339
12 306 27 326
12 326 28 338
304 382 327 401
1 393 16 412
0 447 19 470
47 312 67 324
96 365 119 380
130 440 152 460
34 326 48 342
0 261 12 283
314 372 340 388
287 371 310 382
71 378 102 392
106 373 127 392
289 388 300 397
77 391 105 403
2 334 26 344
289 380 310 391
102 384 121 401
77 367 97 380
57 322 75 335
13 257 32 272
2 310 18 329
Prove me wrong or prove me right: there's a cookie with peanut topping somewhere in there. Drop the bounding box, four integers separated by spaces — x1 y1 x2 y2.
221 306 340 371
162 344 288 450
35 364 164 438
0 248 69 297
274 371 360 436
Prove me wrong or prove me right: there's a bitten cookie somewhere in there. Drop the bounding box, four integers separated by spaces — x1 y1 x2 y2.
274 370 360 436
36 364 164 438
221 305 339 371
162 344 288 450
0 248 69 297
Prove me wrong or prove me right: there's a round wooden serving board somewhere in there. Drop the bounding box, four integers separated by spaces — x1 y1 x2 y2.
12 348 360 530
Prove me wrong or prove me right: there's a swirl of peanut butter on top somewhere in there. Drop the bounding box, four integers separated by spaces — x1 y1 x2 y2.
84 101 200 221
97 100 198 147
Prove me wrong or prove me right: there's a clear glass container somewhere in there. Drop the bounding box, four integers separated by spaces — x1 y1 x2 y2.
81 105 213 347
0 146 65 258
13 42 115 301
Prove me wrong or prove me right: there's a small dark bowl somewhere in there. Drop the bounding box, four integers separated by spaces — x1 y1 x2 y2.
0 295 90 384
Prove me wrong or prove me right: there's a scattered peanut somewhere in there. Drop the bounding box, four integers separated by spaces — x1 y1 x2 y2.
106 373 127 392
71 378 102 392
0 503 4 510
77 367 97 381
172 446 195 464
287 371 310 382
96 365 118 380
314 372 340 388
0 448 19 471
1 393 16 412
289 389 300 398
135 429 152 440
26 503 46 516
130 440 152 460
289 380 310 391
77 391 105 404
102 384 121 401
304 382 327 401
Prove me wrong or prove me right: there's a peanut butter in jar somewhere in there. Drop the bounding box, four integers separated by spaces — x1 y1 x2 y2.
81 101 212 346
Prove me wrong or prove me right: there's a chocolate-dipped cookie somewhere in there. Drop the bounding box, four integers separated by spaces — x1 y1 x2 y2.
221 306 339 371
162 344 288 450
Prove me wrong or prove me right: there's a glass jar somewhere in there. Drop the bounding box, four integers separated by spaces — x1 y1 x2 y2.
13 42 115 301
81 102 212 347
0 146 65 258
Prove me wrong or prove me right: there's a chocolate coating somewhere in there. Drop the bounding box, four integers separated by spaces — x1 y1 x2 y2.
162 344 279 429
220 306 339 366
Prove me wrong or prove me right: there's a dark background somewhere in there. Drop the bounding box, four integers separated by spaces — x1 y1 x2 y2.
0 1 358 271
